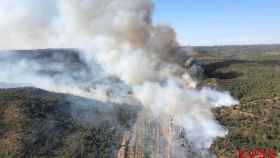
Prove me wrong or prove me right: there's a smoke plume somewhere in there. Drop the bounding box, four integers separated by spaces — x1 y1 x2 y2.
0 0 238 157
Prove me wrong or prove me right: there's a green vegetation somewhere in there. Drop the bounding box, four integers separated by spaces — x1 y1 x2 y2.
1 45 280 158
0 88 139 158
199 51 280 157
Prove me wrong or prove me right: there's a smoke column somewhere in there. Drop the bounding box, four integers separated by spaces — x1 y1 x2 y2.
0 0 239 157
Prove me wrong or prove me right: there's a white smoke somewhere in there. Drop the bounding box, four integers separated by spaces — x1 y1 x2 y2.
134 80 238 151
0 0 239 157
0 0 56 49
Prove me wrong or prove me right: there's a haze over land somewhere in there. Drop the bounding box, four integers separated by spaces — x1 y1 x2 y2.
0 0 279 158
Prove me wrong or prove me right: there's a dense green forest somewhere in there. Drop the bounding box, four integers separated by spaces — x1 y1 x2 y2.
195 46 280 157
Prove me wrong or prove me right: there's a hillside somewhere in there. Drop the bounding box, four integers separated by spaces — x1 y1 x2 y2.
0 88 140 158
194 44 280 56
0 45 280 158
196 46 280 157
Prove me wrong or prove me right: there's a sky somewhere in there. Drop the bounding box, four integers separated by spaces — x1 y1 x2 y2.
154 0 280 46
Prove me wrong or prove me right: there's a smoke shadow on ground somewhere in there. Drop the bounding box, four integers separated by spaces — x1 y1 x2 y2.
206 71 243 80
203 59 280 79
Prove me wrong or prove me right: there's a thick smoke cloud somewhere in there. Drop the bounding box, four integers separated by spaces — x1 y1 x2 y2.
0 0 56 49
0 0 239 157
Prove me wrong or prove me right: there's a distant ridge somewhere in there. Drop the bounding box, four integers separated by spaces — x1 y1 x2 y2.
193 44 280 54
